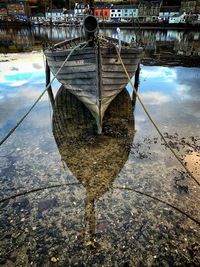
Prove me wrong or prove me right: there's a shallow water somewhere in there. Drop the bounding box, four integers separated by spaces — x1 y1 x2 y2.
0 52 200 266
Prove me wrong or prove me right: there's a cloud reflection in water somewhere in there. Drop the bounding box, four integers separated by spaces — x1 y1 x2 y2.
0 52 61 129
127 65 200 134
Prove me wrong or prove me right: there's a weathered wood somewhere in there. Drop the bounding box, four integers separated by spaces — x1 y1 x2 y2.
101 58 140 65
44 35 142 134
102 84 125 91
63 84 97 91
54 37 82 48
51 65 97 74
102 89 122 98
45 48 95 57
58 72 96 79
48 61 96 67
102 71 133 78
102 78 129 85
46 54 96 62
61 78 97 86
101 54 141 59
47 58 97 66
102 65 137 72
102 47 143 54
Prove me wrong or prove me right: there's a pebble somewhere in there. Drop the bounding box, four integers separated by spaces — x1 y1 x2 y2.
51 257 58 263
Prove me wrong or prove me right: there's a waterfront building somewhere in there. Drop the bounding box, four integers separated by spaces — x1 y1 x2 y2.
7 2 25 15
110 4 123 21
169 12 186 23
74 2 85 16
46 9 66 22
180 0 197 13
138 0 162 22
121 5 138 20
0 0 31 21
30 13 45 24
159 6 180 22
0 3 7 21
94 3 111 21
63 9 75 22
7 0 31 21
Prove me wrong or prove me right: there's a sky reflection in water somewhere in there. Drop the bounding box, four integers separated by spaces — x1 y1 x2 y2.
0 52 199 133
127 65 200 135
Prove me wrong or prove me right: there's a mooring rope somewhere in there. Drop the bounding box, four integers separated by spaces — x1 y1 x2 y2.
0 41 87 147
114 186 200 227
0 183 199 227
115 47 200 187
0 183 80 205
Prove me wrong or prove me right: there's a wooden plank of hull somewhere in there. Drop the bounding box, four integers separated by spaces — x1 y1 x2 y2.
100 53 141 59
102 78 129 85
101 47 143 55
102 58 140 65
58 72 96 79
101 71 133 78
46 54 96 62
53 37 82 48
45 48 94 57
59 84 97 91
102 88 124 98
50 65 97 74
47 58 97 66
60 78 97 86
102 65 137 72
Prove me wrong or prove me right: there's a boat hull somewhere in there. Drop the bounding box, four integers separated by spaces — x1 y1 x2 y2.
44 37 142 132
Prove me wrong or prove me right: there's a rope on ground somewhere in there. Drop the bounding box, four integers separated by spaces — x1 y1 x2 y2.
0 41 87 147
115 47 200 187
114 186 200 227
0 182 199 227
0 183 80 205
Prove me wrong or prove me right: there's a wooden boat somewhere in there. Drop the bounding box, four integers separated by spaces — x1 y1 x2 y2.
44 15 142 133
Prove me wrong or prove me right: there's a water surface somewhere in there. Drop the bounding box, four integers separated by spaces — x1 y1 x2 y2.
0 46 200 266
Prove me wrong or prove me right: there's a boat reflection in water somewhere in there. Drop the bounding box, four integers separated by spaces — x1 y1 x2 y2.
52 86 135 243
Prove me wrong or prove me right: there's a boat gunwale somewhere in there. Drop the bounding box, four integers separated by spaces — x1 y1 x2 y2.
44 36 143 55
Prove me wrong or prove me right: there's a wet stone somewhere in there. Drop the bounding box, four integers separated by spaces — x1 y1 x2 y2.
38 198 58 213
